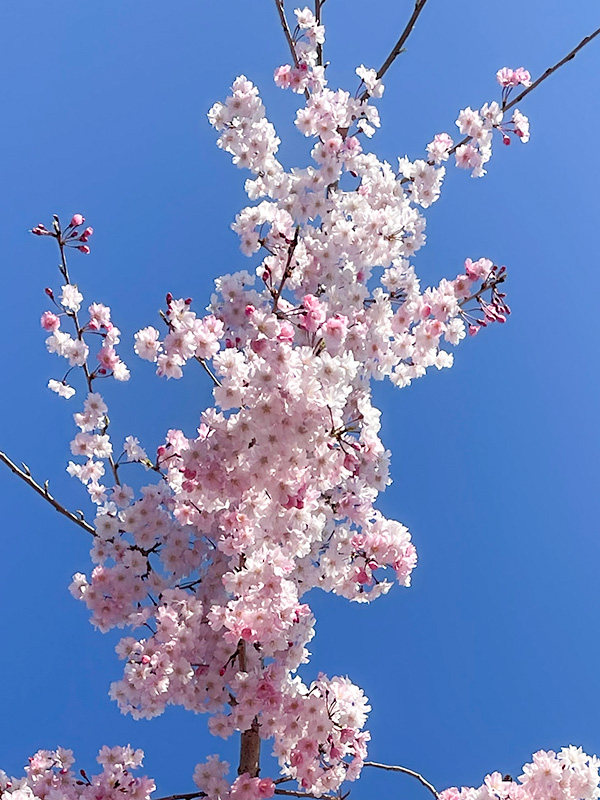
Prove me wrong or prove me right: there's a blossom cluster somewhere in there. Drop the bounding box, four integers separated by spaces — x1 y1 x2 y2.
0 746 154 800
19 6 563 799
40 214 129 402
441 747 600 800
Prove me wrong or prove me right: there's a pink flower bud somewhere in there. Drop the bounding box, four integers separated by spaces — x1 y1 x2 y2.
77 245 90 254
41 311 60 331
258 779 275 799
70 214 84 227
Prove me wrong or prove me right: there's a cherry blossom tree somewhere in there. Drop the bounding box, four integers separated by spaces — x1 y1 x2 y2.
1 3 599 800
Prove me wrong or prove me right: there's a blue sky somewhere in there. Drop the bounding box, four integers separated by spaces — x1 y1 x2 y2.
1 0 599 797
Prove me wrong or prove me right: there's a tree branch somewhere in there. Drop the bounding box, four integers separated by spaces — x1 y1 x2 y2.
154 793 206 800
273 0 311 100
275 791 335 800
195 356 222 387
0 449 96 537
446 24 600 161
504 25 600 114
364 761 439 799
360 0 429 101
315 0 324 67
238 719 261 777
274 0 301 67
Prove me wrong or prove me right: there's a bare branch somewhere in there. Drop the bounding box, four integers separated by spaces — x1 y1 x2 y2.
315 0 324 67
360 0 429 100
0 449 96 537
195 356 222 387
503 25 600 114
275 790 336 800
274 0 300 67
153 793 206 800
364 761 439 800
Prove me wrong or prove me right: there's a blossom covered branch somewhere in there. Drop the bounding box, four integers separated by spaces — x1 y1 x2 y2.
1 6 600 800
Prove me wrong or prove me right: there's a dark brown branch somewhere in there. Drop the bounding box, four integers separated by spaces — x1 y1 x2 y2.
272 227 300 312
503 25 600 114
447 24 600 160
154 793 206 800
398 22 600 185
274 0 300 67
364 761 439 800
273 0 311 100
315 0 324 67
360 0 429 101
0 449 96 537
238 718 261 777
275 791 335 800
376 0 428 80
56 222 120 487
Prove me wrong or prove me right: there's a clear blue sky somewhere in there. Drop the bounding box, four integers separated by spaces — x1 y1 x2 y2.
1 1 599 796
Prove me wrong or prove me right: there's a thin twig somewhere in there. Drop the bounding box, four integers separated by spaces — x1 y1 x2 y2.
315 0 324 67
0 450 96 537
275 790 335 800
273 0 311 100
57 225 121 486
272 227 300 312
274 0 300 66
195 356 222 387
360 0 429 101
153 793 206 800
504 25 600 114
364 761 439 800
446 24 600 160
398 22 600 185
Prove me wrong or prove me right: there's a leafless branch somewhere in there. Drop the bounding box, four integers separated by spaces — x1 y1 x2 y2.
195 356 222 387
274 0 300 66
275 790 335 800
360 0 429 101
315 0 324 67
153 793 206 800
364 761 439 799
504 25 600 113
0 449 96 537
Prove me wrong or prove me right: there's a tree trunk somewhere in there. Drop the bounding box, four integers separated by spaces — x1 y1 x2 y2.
238 718 261 777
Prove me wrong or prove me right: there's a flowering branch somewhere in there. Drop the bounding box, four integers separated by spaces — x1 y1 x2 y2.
273 0 311 100
503 25 600 112
274 0 300 68
445 24 600 160
364 761 440 799
0 449 96 536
